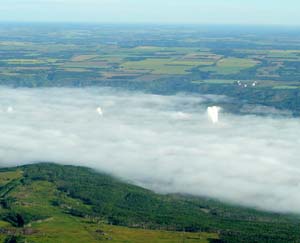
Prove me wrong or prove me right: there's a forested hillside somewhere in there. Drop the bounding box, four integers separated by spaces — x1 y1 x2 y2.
0 163 299 242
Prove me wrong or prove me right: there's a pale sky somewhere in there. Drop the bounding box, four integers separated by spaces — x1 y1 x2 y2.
1 0 300 26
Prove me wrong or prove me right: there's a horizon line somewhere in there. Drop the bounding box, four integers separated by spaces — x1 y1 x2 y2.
0 21 300 28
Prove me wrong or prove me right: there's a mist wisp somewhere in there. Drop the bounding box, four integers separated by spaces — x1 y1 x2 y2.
207 106 221 124
0 87 300 213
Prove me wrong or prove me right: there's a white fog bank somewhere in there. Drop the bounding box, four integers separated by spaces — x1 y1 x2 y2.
0 87 300 213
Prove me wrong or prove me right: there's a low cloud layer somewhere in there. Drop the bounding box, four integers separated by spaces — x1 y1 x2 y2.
0 87 300 213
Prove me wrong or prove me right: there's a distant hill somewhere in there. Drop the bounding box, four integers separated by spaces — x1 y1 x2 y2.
0 163 299 242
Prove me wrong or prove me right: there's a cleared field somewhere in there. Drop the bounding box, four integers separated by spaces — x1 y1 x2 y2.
62 67 90 72
2 59 58 65
27 216 218 243
62 61 111 69
122 58 213 75
71 55 99 62
256 62 283 78
0 170 22 186
193 79 236 84
266 50 300 60
200 57 259 74
273 85 299 90
132 46 202 54
171 60 214 66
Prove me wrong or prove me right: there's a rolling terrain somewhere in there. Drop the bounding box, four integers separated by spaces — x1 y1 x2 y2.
1 24 300 115
0 163 299 243
1 24 300 242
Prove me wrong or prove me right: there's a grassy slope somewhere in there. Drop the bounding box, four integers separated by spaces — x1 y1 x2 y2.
0 163 300 242
0 171 22 187
0 170 217 243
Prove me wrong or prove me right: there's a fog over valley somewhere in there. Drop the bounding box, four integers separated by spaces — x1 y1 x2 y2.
0 87 299 213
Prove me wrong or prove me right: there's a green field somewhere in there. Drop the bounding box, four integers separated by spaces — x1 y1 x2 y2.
200 58 259 74
193 79 236 84
27 216 217 243
0 171 22 187
272 85 299 90
121 55 215 75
